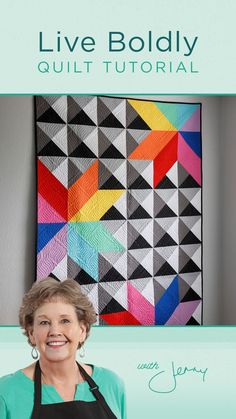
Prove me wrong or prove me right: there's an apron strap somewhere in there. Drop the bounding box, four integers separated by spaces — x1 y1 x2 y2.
31 361 42 419
77 362 117 418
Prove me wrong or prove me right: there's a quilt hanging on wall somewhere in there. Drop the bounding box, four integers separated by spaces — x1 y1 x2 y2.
35 96 202 325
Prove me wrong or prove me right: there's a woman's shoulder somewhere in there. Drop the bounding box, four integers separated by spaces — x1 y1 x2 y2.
92 365 126 417
93 365 125 391
0 371 21 392
0 369 35 418
0 368 32 395
0 370 19 385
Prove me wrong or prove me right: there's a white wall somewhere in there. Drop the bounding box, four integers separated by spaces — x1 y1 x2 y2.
0 97 35 324
220 97 236 324
0 96 224 324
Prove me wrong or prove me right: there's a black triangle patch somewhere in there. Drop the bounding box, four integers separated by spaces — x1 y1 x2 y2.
127 115 151 130
68 160 83 186
181 231 201 245
100 267 126 282
180 175 200 188
156 176 177 189
129 235 151 249
100 113 124 128
70 142 97 158
100 206 126 220
155 233 177 247
181 203 201 216
100 175 125 189
101 298 126 314
129 175 151 189
39 141 67 157
180 259 201 273
37 126 52 154
129 264 152 279
37 107 66 124
130 205 152 219
100 144 125 159
69 109 96 126
186 316 200 325
156 205 177 218
74 270 97 285
127 131 139 156
155 262 177 276
48 273 60 281
181 287 201 302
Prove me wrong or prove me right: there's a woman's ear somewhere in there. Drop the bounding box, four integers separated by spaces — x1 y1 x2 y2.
28 327 36 346
79 321 87 343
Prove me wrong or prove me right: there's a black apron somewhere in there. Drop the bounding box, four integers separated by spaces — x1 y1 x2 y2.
31 361 117 419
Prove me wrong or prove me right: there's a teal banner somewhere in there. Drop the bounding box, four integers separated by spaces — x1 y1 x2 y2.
0 0 236 93
0 327 235 418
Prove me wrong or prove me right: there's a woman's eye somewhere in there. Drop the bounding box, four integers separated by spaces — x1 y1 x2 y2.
61 318 70 324
40 320 49 325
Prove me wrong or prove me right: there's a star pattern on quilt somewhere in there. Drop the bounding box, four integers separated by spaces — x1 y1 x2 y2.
36 95 202 325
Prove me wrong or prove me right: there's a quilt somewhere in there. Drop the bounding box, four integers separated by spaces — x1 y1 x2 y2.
36 96 202 325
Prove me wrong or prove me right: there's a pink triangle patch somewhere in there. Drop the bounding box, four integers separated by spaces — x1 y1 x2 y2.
178 133 201 185
38 193 66 223
166 300 200 324
181 108 200 132
127 283 154 325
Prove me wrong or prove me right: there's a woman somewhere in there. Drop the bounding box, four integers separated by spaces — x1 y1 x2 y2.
0 278 126 419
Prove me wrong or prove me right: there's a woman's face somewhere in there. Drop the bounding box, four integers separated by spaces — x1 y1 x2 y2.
29 298 86 364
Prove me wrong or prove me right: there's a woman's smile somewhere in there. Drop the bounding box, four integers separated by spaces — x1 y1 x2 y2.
46 340 68 348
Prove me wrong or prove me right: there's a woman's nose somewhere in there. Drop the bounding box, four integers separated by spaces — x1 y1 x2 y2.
48 323 62 335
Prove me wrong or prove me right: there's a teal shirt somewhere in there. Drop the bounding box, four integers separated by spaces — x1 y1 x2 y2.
0 365 126 419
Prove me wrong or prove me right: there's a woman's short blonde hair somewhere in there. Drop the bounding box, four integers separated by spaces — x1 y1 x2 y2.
19 277 97 347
